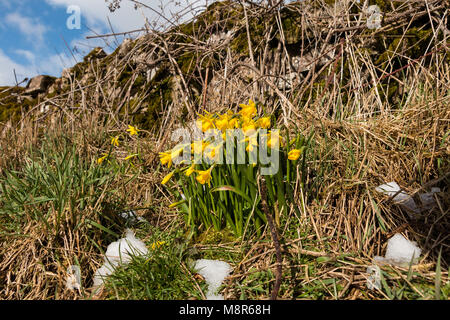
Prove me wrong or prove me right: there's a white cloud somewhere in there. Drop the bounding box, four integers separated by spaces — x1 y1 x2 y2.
0 49 68 86
45 0 208 33
0 49 28 85
0 0 210 85
15 49 36 63
5 12 48 46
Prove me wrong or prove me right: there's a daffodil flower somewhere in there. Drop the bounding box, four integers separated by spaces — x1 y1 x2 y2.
159 151 173 168
228 117 238 129
191 140 209 155
266 130 283 148
205 143 223 160
111 136 120 147
246 137 258 152
196 166 214 186
97 153 108 164
257 117 271 129
197 113 215 132
127 125 139 136
184 164 196 176
215 115 230 131
288 148 303 160
151 241 166 250
124 154 138 160
239 99 257 118
242 120 257 135
161 170 175 185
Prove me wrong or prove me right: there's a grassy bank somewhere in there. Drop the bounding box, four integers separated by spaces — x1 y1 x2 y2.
0 0 449 300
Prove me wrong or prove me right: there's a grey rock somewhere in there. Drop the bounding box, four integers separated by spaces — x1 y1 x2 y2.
24 75 55 96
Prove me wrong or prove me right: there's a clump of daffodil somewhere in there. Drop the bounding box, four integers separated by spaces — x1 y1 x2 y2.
159 99 308 238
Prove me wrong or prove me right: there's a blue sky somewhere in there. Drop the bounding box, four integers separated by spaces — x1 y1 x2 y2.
0 0 207 86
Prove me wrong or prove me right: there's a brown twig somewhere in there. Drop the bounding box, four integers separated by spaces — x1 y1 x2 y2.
258 176 282 300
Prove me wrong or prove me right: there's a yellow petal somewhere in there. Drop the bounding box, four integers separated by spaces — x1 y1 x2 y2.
185 164 196 176
288 149 302 161
124 154 138 160
161 170 175 185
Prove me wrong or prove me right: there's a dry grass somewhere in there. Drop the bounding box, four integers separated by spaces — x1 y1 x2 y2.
0 0 448 299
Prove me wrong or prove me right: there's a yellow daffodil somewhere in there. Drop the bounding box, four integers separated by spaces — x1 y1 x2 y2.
97 153 108 164
185 164 196 177
151 241 166 250
127 125 139 136
160 147 184 168
196 166 214 186
197 113 215 132
239 99 257 118
288 149 302 160
257 117 271 129
161 170 175 185
111 136 120 147
242 120 257 135
159 151 173 168
206 148 216 160
215 112 232 131
228 117 239 129
124 154 138 160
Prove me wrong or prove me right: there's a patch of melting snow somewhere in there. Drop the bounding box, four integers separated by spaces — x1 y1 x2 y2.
92 229 148 290
194 259 232 300
375 233 422 267
367 233 422 290
375 182 440 216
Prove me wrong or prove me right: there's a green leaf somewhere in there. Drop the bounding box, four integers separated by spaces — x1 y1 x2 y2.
85 219 119 238
210 185 253 204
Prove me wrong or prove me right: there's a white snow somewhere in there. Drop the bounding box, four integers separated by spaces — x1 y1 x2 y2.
194 259 232 300
372 233 422 267
92 229 148 289
375 182 440 216
367 233 422 290
384 233 421 265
